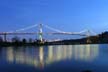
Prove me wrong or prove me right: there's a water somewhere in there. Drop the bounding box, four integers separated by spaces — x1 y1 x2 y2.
0 44 108 72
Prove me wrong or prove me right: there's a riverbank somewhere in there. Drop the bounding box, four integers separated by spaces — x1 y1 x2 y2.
0 41 107 47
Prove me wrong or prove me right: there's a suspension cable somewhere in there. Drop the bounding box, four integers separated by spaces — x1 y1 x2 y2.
44 24 66 33
14 24 38 32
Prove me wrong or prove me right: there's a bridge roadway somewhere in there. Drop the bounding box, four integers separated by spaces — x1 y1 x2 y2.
0 32 87 36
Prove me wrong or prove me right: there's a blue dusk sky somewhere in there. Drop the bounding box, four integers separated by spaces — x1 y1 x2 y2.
0 0 108 34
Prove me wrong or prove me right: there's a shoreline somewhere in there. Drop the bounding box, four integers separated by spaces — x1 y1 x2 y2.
0 42 107 47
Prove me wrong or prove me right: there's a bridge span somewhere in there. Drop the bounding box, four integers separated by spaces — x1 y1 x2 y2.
0 24 97 43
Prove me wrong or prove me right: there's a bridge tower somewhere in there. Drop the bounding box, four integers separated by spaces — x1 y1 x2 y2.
39 24 43 43
86 30 91 43
3 33 7 42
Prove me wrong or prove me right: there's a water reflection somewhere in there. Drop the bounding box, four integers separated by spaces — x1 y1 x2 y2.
6 44 99 68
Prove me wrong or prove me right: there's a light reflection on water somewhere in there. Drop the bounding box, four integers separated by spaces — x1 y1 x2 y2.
5 44 99 68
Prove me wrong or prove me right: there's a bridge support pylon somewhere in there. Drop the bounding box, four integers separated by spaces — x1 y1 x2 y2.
86 30 91 44
4 33 7 42
39 24 44 44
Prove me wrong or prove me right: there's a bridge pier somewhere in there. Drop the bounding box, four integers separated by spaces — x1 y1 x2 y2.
87 37 91 44
4 33 7 42
86 30 91 44
39 24 44 44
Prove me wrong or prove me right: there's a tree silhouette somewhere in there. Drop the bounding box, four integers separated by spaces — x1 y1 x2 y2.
12 36 20 43
0 36 3 42
22 38 27 43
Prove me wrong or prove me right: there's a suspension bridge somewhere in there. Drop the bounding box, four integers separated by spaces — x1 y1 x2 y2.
0 24 97 43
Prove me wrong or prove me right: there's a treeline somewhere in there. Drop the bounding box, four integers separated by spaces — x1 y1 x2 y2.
0 36 44 43
60 31 108 44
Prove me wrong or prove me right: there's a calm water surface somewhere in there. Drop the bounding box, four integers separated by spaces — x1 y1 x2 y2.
0 44 108 72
